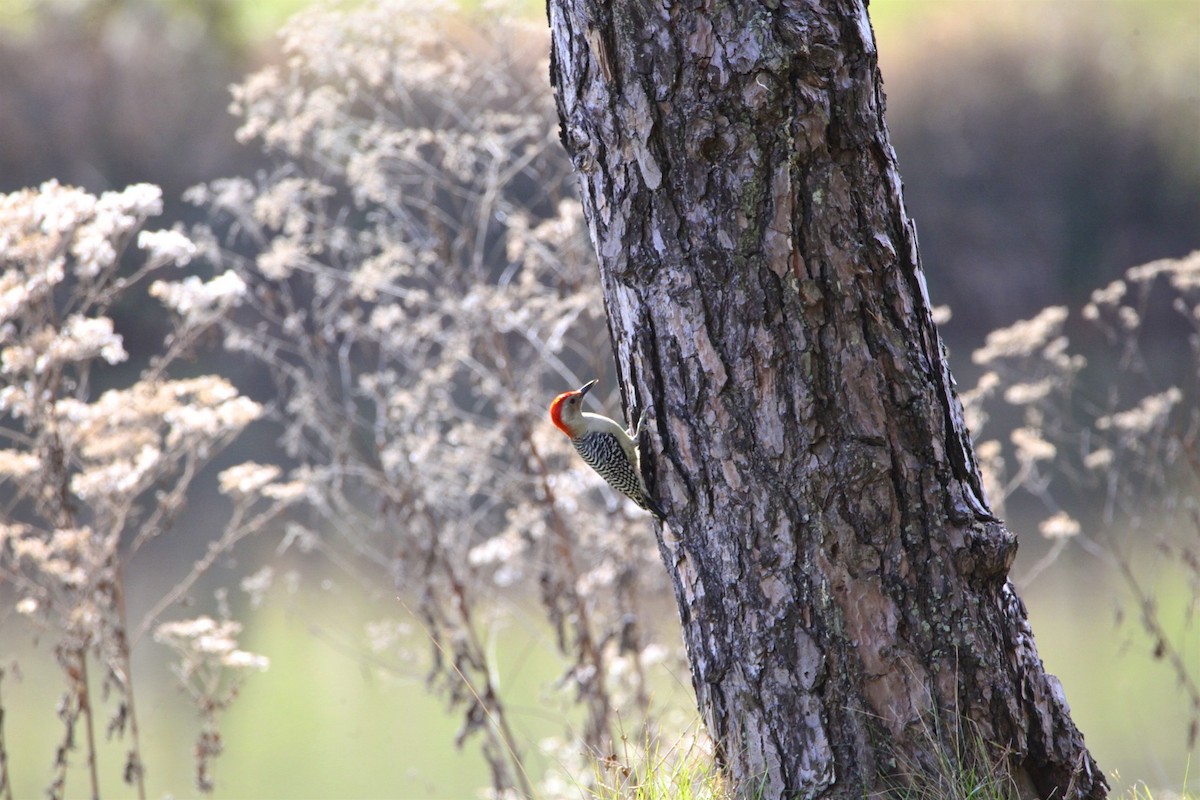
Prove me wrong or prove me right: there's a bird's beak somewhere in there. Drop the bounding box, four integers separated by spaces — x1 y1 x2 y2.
578 379 598 397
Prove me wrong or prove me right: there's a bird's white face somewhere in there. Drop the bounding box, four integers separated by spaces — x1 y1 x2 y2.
549 390 585 437
549 379 597 438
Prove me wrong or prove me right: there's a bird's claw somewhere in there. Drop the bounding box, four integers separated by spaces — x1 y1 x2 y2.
633 407 653 438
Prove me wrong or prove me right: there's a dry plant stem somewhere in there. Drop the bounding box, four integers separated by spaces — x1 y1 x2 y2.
400 599 536 800
1014 538 1068 589
1112 544 1200 742
111 561 147 800
498 328 617 753
134 501 281 643
525 428 615 749
78 652 101 800
410 501 534 796
126 456 197 555
0 669 12 800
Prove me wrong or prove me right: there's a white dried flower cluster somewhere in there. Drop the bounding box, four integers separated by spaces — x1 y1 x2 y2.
1096 387 1182 436
960 304 1087 516
218 461 308 505
239 566 275 608
218 462 282 497
256 237 305 280
2 524 100 589
960 253 1200 620
1125 257 1180 284
1 314 127 376
47 377 262 503
0 183 203 418
0 183 259 507
1086 253 1200 342
1012 426 1057 464
150 271 247 322
0 180 203 424
138 228 198 266
1038 511 1081 539
1164 252 1200 292
0 176 270 747
155 616 270 672
1083 448 1114 471
1002 377 1056 406
972 306 1069 365
0 181 163 279
0 448 41 478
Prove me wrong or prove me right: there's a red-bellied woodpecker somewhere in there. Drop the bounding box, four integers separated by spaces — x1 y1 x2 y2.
548 379 666 520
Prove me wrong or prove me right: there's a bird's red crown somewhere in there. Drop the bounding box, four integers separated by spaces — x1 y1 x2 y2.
548 390 577 437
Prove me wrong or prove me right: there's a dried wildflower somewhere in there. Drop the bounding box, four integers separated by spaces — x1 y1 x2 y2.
1170 269 1200 291
106 182 164 219
1012 427 1056 463
138 228 198 266
1096 388 1182 435
972 307 1069 365
1 178 267 800
50 315 128 368
183 3 667 790
240 567 274 608
468 530 526 567
1003 378 1056 406
218 462 282 498
256 238 304 280
1084 448 1114 470
1089 279 1127 308
261 479 309 502
155 617 221 642
16 597 39 615
222 650 270 671
1041 336 1085 372
0 449 41 478
1039 512 1081 539
1117 306 1140 331
1125 257 1177 284
150 271 248 321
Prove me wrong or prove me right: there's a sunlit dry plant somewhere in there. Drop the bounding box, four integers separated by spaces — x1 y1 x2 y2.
190 1 677 794
154 613 270 792
0 180 289 797
959 250 1200 747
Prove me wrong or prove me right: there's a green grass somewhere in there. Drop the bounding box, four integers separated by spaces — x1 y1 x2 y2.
581 723 1195 800
589 729 735 800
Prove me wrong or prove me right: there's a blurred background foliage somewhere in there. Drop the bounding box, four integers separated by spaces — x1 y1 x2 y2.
0 0 1197 797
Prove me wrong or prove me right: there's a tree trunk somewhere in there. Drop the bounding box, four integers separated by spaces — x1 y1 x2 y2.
547 1 1107 798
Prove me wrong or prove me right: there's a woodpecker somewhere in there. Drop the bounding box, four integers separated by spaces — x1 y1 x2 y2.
548 379 666 520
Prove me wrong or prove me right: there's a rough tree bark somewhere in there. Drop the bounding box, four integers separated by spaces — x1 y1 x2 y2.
547 1 1107 798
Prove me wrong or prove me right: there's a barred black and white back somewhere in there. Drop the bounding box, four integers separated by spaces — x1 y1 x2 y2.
572 430 665 519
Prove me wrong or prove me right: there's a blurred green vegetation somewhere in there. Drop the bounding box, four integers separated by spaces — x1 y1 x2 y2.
6 584 701 798
3 559 1195 796
1023 553 1199 792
